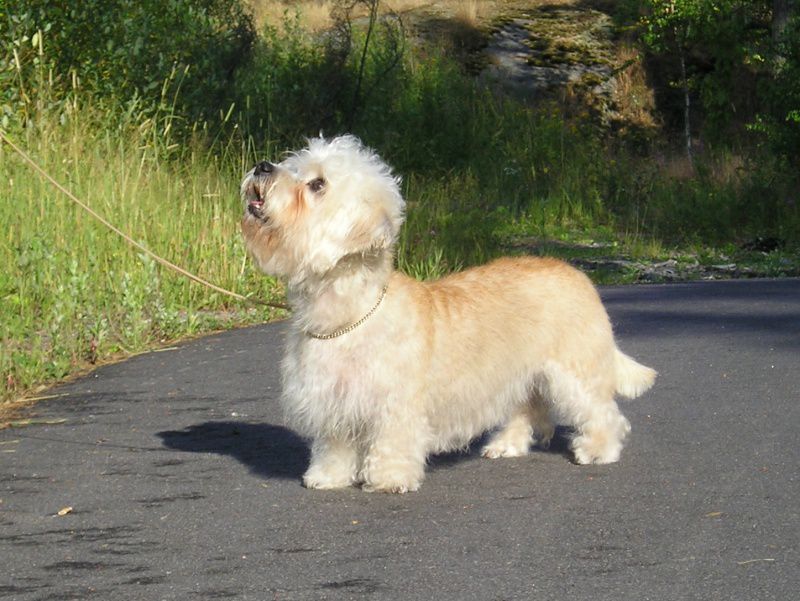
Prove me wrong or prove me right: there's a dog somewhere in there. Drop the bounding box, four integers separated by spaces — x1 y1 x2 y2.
241 135 656 493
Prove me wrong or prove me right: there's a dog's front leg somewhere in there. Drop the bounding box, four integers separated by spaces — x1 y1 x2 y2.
361 411 430 494
303 438 360 490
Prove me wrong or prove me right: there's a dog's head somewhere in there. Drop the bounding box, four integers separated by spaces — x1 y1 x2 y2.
240 135 404 282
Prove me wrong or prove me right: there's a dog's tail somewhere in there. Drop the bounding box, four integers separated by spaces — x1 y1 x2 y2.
614 349 657 399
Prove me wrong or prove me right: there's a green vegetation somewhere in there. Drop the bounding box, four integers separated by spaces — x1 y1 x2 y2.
634 0 800 159
0 88 284 398
1 0 798 403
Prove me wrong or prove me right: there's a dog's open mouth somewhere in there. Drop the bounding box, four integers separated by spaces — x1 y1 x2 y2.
246 187 267 219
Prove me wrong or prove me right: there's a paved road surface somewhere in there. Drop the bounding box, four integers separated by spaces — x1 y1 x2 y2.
2 279 798 600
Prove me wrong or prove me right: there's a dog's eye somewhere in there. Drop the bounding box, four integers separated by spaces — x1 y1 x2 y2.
307 177 325 193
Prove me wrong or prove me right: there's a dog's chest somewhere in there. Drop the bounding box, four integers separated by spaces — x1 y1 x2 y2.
282 334 394 428
299 342 364 396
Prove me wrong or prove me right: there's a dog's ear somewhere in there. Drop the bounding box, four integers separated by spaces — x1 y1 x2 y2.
345 172 404 255
308 208 397 273
346 209 397 255
305 186 404 274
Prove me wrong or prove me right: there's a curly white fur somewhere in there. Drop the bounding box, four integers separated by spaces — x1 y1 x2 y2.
241 135 656 493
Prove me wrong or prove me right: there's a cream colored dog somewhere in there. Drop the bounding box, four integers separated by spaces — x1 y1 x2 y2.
241 135 656 493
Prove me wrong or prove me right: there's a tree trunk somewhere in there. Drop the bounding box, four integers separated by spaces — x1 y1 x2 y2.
678 42 693 167
773 0 796 44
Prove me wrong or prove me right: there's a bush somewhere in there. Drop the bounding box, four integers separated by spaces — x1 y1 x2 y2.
0 0 255 122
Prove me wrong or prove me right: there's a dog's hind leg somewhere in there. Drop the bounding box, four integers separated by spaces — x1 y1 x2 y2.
569 400 630 465
303 437 360 490
544 363 630 464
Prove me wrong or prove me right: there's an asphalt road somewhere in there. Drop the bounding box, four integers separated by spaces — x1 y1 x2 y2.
2 278 798 601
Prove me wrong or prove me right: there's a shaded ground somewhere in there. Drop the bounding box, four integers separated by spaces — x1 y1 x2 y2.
2 279 798 600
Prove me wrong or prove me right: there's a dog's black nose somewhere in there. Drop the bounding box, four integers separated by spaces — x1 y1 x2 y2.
253 161 274 176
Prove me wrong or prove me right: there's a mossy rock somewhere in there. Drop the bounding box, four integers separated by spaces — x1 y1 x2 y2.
480 4 626 128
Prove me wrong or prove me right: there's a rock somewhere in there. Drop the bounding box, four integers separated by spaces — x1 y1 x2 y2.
479 7 618 123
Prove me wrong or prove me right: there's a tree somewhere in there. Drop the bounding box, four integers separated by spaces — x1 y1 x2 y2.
639 1 798 167
640 2 777 152
641 1 703 164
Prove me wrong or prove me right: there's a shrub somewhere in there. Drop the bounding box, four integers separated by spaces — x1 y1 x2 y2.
0 0 255 122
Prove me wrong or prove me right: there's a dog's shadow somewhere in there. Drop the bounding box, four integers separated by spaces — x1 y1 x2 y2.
158 421 310 480
158 421 575 481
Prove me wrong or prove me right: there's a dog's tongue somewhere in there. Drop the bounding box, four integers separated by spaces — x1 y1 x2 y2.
249 188 265 208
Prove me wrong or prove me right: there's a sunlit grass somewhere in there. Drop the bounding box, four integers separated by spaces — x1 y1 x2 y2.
0 86 285 401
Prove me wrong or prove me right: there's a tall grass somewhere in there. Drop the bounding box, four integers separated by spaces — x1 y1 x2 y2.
1 70 283 400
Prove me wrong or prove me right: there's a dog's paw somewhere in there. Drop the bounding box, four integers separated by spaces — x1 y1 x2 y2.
571 436 622 465
361 453 425 493
481 440 530 459
302 467 355 490
362 479 421 494
361 464 423 493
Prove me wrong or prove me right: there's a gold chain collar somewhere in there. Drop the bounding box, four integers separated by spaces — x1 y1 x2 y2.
306 285 388 340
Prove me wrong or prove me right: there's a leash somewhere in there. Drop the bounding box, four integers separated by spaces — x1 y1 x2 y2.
0 129 289 311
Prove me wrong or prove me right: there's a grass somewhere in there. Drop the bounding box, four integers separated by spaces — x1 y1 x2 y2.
0 79 286 402
2 2 799 406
